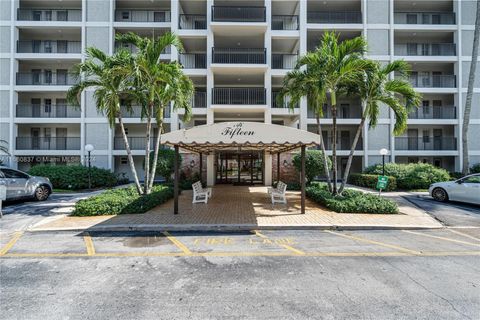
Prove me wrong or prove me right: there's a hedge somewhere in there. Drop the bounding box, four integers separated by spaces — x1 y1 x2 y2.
348 173 397 191
72 185 174 216
306 183 398 214
28 165 118 190
471 163 480 174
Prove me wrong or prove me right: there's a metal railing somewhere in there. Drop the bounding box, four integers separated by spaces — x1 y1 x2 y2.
272 53 298 69
16 104 80 118
212 87 266 105
114 10 171 22
395 137 457 150
322 137 363 150
120 105 171 118
17 40 81 54
272 15 299 30
17 8 81 21
212 48 266 64
192 91 207 108
16 137 81 150
211 6 266 22
394 12 456 25
114 137 157 150
307 11 362 23
394 43 456 56
272 91 299 108
114 42 171 54
179 53 207 69
16 72 77 85
179 14 207 29
407 75 457 88
307 105 362 119
409 106 457 119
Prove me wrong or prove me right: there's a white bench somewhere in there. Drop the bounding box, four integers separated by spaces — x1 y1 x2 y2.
192 181 212 204
269 181 287 204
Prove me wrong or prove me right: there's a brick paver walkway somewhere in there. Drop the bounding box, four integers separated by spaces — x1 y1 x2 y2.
32 185 442 231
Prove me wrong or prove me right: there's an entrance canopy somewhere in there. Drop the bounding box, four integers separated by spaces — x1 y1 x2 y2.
161 122 320 153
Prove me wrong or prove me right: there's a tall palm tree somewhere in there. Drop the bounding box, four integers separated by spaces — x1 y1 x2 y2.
0 139 9 155
116 32 194 194
67 48 143 194
338 60 422 194
463 1 480 174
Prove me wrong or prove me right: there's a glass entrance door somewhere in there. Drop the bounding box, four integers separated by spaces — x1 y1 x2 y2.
216 151 263 185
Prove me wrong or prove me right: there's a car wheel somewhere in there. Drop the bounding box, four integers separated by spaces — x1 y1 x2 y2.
432 188 448 202
34 185 50 201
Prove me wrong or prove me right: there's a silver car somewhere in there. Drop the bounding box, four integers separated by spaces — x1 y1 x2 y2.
0 166 53 201
429 173 480 205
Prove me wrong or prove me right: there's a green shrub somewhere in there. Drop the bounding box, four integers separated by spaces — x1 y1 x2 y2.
470 163 480 174
28 165 118 190
306 183 398 214
292 150 331 184
364 163 450 190
348 173 397 191
148 148 182 182
73 185 174 216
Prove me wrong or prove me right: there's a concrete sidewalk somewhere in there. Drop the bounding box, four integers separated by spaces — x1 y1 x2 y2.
30 186 442 232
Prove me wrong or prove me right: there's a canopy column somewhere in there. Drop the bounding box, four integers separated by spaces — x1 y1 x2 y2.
277 152 281 183
199 153 203 184
301 145 306 214
174 145 179 215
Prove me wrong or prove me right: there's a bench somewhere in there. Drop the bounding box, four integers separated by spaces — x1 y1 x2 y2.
269 181 287 204
192 181 212 204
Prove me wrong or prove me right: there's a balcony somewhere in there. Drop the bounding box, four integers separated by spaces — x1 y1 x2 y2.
395 137 457 150
322 137 363 151
16 137 81 150
17 40 81 54
120 106 171 118
394 43 456 56
16 72 77 86
272 91 299 109
409 106 456 119
394 12 456 25
114 42 171 54
308 105 362 119
212 48 266 64
272 53 297 69
114 10 171 22
179 14 207 29
211 6 266 22
307 11 362 24
192 92 207 108
17 8 81 21
212 88 266 105
179 53 207 69
114 137 157 150
16 104 81 118
272 15 299 30
408 75 456 88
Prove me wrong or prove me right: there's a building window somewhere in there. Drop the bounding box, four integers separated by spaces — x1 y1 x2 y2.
44 99 52 113
122 11 130 20
120 157 128 165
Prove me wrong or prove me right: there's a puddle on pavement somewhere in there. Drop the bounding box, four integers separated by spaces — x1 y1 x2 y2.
122 236 168 248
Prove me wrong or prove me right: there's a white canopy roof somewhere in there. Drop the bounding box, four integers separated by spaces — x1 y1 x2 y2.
161 121 320 153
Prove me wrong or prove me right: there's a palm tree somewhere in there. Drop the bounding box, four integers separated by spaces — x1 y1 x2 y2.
462 1 480 174
338 60 422 194
116 32 194 194
67 48 144 194
0 139 9 155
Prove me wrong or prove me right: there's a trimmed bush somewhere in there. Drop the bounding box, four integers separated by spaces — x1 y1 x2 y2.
306 183 398 214
348 173 397 191
73 185 174 216
28 165 118 190
292 150 331 184
470 163 480 174
364 163 450 190
148 148 182 182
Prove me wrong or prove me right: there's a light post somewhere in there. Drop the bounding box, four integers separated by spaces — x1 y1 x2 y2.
85 144 94 190
379 148 389 176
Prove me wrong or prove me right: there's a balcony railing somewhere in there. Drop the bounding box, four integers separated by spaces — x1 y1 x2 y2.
16 104 80 118
17 40 81 54
272 15 299 30
179 53 207 69
272 91 299 108
321 137 363 150
394 12 456 25
212 48 266 64
212 87 266 105
17 8 81 21
114 10 171 22
395 137 457 150
192 92 207 108
409 106 457 119
16 137 81 150
120 106 171 118
272 53 298 69
307 11 362 24
408 75 456 88
211 6 266 22
114 137 157 150
179 14 207 29
394 43 456 56
114 42 171 54
307 105 362 119
16 72 77 85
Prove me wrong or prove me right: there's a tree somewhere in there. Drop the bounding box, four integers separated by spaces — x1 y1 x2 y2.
67 48 143 194
338 60 421 194
116 32 194 194
148 148 182 182
292 150 332 184
462 0 480 175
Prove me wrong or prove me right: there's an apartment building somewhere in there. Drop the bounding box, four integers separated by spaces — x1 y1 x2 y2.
0 0 479 185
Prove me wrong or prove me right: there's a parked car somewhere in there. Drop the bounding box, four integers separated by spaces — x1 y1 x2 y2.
0 166 53 201
429 173 480 205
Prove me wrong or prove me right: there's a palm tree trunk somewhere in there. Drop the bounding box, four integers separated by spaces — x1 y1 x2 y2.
143 103 154 194
148 116 164 192
118 115 143 194
462 0 480 175
316 112 332 192
339 116 365 194
331 91 338 195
